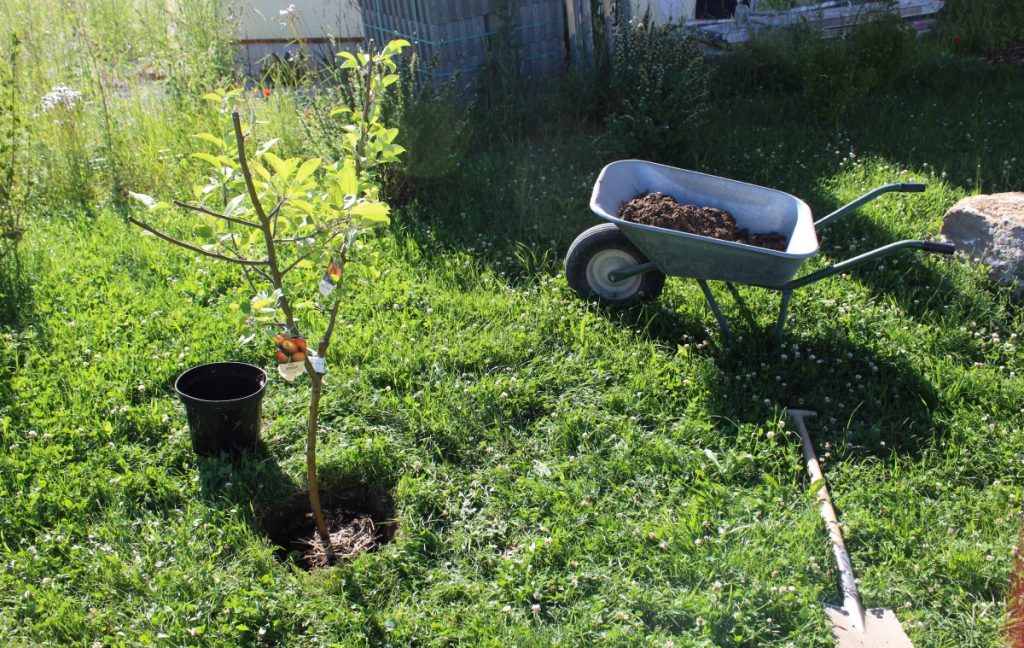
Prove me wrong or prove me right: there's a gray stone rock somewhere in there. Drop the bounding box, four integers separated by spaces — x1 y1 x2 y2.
941 192 1024 292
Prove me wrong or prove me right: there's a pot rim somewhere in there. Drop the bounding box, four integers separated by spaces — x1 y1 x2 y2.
174 361 268 405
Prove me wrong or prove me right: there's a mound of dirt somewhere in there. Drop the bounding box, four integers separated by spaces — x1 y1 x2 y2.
619 192 788 252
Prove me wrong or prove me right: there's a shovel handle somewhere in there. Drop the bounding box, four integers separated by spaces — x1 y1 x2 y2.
786 410 866 631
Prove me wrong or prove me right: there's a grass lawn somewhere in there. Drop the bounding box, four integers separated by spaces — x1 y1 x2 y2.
1 6 1024 646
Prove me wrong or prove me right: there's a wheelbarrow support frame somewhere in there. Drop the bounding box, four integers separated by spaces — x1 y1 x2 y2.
605 182 954 343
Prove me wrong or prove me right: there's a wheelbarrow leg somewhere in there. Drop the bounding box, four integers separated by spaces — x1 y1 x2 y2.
774 290 793 346
698 280 732 339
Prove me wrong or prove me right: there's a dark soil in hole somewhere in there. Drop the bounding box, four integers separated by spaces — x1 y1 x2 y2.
620 192 788 251
258 486 397 570
984 43 1024 68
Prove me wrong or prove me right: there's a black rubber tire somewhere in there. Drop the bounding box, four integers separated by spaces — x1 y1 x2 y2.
565 223 666 307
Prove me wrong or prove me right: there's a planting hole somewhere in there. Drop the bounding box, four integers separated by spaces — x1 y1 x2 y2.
258 485 397 570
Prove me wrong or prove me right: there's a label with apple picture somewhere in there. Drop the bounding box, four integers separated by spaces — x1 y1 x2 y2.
319 259 342 297
273 334 308 382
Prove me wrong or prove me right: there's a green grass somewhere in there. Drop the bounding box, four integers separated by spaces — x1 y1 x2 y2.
1 6 1024 647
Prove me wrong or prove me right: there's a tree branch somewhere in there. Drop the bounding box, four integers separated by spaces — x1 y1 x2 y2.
268 198 285 219
223 232 273 287
232 111 300 336
280 250 318 276
128 217 269 267
356 42 375 178
173 200 261 229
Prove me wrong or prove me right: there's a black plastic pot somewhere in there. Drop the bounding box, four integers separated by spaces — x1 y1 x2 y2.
174 362 268 456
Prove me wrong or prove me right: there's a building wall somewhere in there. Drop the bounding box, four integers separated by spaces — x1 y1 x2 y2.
627 0 697 23
236 0 364 75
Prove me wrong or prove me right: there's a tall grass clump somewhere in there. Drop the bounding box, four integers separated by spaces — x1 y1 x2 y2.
719 14 913 126
0 34 28 261
0 0 237 212
380 54 474 202
938 0 1024 53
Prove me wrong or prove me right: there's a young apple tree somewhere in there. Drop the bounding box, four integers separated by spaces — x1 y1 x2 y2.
129 40 409 557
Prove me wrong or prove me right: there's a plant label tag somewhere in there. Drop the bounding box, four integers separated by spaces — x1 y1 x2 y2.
277 361 305 382
319 278 335 296
319 259 342 297
310 354 326 374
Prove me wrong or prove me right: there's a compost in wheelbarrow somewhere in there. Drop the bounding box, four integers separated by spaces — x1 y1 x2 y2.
565 160 955 342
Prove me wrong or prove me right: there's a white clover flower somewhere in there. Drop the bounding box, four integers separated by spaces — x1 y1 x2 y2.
41 85 82 112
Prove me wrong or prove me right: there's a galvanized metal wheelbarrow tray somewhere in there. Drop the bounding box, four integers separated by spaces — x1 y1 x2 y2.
566 160 954 342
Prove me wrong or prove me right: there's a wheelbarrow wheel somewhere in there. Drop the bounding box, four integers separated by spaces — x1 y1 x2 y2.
565 224 666 307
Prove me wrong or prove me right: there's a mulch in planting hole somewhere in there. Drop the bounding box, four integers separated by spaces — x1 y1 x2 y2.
984 43 1024 69
258 485 397 570
620 192 788 251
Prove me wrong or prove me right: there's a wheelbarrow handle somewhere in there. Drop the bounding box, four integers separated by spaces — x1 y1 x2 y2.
922 241 956 254
783 239 952 290
814 182 927 229
899 182 927 193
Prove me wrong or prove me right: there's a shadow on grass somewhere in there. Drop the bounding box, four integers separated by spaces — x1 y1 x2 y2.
197 440 299 513
0 252 39 431
610 301 945 461
0 251 34 328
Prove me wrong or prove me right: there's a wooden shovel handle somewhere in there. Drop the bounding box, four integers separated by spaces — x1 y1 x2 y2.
786 409 865 629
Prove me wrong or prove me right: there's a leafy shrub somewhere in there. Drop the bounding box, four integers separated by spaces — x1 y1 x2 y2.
719 14 912 124
380 54 474 202
603 19 710 162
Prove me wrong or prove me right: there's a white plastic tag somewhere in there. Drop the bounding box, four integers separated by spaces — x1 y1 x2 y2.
310 354 325 374
277 361 305 382
319 278 335 297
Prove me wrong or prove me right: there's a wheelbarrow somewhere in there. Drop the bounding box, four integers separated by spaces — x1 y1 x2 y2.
565 160 955 343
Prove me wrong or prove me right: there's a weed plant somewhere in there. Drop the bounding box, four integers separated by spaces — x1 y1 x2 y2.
602 18 709 164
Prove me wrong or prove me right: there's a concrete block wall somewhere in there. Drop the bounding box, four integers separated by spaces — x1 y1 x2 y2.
362 0 566 82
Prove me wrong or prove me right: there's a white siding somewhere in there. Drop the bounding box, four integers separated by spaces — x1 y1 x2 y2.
236 0 364 42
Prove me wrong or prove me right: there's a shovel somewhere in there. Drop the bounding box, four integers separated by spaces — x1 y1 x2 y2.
786 409 914 648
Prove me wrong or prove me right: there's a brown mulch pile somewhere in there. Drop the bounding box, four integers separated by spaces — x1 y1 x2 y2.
620 192 788 251
299 509 380 569
984 43 1024 68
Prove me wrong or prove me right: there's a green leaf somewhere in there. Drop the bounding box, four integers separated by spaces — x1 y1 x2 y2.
350 201 390 226
193 132 226 148
807 478 827 499
334 159 358 197
222 193 248 219
293 158 321 185
382 39 411 55
191 152 227 169
263 152 297 181
252 161 271 182
336 51 358 69
381 74 399 88
290 198 316 215
127 191 171 211
256 138 280 157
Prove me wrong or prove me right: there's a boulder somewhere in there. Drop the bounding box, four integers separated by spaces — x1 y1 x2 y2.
941 192 1024 292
